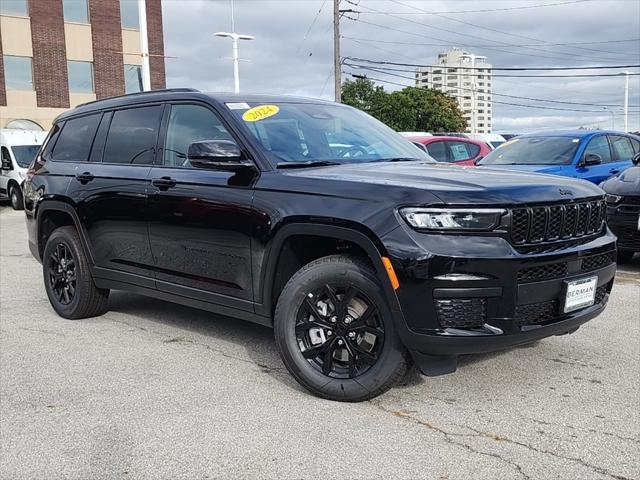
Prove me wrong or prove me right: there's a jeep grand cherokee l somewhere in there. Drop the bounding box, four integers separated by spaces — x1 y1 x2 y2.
24 89 616 402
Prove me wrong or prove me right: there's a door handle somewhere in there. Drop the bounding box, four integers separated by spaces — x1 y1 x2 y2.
151 176 177 190
75 172 94 184
609 168 620 174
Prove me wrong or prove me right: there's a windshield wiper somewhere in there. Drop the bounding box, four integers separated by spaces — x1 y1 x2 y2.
277 160 342 169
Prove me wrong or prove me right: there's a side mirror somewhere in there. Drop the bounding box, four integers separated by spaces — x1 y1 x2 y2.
187 140 253 171
1 157 12 171
582 153 602 167
633 152 640 166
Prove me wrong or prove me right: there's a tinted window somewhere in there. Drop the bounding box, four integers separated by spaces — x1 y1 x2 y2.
448 141 472 161
479 136 580 166
120 0 139 29
51 114 101 162
631 138 640 154
67 61 94 93
124 64 143 93
103 106 162 164
63 0 89 23
1 147 12 168
610 136 635 160
11 145 40 168
467 143 481 158
3 56 33 90
426 141 448 162
164 104 234 168
583 135 612 164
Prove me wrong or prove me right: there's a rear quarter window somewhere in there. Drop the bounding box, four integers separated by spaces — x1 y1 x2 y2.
50 114 101 162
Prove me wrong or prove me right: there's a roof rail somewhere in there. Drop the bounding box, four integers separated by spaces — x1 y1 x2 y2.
75 88 201 108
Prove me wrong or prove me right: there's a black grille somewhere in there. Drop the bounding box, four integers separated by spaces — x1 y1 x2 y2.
610 224 640 250
515 300 558 326
511 200 605 246
515 286 607 326
581 251 616 271
435 298 486 329
518 262 568 282
622 196 640 206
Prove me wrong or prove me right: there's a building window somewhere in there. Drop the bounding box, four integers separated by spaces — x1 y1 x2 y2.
67 61 94 93
124 64 143 93
63 0 89 23
0 0 28 16
120 0 139 29
3 55 33 90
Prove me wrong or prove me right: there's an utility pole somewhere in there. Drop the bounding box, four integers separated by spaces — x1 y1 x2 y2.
333 0 341 102
137 0 151 91
624 71 630 132
215 0 254 94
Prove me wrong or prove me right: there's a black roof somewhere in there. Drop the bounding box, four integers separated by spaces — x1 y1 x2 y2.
57 88 338 121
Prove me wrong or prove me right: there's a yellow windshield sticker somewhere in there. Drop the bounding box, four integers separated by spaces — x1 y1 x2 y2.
242 105 280 122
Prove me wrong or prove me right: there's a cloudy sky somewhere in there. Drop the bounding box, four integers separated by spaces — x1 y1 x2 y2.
161 0 640 133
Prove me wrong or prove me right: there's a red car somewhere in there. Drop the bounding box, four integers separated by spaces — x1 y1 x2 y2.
408 136 491 166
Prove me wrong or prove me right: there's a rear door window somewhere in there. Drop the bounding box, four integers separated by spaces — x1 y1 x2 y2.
50 114 101 162
448 141 473 161
102 105 162 164
426 141 448 162
582 135 613 163
610 135 635 160
466 143 481 158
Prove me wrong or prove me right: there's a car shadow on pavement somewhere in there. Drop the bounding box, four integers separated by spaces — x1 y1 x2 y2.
104 291 536 395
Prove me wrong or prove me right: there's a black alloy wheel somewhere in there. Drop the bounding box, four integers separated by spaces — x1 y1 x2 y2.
48 242 77 305
296 284 384 379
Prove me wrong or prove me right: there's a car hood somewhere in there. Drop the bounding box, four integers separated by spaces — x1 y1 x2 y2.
281 161 603 205
600 166 640 196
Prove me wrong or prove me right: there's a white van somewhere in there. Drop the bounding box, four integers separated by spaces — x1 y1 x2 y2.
1 129 47 210
466 133 506 150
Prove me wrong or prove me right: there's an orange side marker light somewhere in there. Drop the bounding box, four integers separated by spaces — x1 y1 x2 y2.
381 256 400 290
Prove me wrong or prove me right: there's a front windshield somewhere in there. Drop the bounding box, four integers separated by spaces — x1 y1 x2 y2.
11 145 41 168
479 136 580 166
228 102 433 165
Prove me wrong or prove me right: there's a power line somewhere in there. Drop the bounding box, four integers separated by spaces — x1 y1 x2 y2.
347 64 640 110
343 15 622 64
351 0 591 15
296 0 328 55
342 35 640 48
345 57 640 71
347 73 634 114
387 0 631 58
347 4 632 63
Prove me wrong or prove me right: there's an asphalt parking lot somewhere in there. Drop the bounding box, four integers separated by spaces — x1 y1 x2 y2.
1 205 638 480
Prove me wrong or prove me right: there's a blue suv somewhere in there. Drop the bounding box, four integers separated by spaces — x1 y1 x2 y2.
477 130 640 184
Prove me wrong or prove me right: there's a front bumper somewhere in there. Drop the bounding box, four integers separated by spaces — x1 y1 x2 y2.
608 208 640 252
381 225 616 357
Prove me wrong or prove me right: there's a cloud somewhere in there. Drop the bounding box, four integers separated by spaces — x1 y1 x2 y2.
161 0 640 132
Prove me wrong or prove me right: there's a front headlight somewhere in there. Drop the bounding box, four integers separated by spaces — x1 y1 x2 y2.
400 208 505 231
605 194 623 205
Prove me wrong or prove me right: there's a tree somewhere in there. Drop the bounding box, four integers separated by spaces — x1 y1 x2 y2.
341 78 467 133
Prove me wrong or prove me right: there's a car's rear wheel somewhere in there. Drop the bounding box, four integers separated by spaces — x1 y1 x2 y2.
43 226 109 319
274 255 408 401
9 185 23 211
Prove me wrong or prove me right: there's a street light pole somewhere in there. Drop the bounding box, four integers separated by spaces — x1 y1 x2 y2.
333 0 341 103
215 0 254 94
624 71 629 132
137 0 151 91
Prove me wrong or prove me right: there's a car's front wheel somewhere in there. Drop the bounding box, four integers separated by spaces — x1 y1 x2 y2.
274 255 408 401
43 226 110 319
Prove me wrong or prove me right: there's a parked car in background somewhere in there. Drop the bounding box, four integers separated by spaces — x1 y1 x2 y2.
601 152 640 262
1 129 47 210
477 130 640 184
408 135 491 166
467 133 506 149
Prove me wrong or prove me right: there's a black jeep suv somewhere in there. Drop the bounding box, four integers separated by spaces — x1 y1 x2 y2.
24 89 616 401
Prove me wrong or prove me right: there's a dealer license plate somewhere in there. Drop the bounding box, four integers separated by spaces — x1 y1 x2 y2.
564 276 598 313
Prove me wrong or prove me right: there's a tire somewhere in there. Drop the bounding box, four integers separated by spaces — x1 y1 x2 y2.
274 254 409 402
9 184 23 211
43 226 110 319
617 250 635 263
